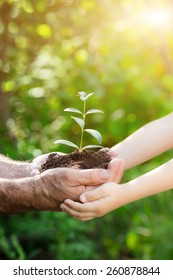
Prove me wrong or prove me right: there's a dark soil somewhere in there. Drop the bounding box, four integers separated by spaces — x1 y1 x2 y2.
40 149 111 172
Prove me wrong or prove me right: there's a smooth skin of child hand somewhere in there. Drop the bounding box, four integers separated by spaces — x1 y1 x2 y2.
60 112 173 221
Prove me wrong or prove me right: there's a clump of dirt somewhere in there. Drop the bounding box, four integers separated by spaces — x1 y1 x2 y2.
40 149 111 172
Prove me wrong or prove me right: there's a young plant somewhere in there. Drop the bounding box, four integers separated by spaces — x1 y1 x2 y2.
54 92 104 153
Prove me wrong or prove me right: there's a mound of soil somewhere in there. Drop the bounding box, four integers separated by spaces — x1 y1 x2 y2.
40 149 111 172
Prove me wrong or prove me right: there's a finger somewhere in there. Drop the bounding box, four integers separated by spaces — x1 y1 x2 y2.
100 147 118 158
61 199 92 212
42 167 110 187
33 152 65 165
108 159 125 183
61 199 98 214
69 168 112 186
109 149 117 157
62 196 111 220
32 153 50 166
79 184 109 203
114 159 125 183
107 159 121 181
60 201 94 220
30 169 40 176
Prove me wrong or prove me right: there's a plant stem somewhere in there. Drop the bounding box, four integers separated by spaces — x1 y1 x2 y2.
79 100 86 153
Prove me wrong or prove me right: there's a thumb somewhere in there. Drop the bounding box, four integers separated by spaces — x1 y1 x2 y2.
73 168 111 186
80 184 108 203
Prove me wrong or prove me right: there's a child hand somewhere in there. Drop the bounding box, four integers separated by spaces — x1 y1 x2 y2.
60 159 125 220
60 182 126 221
106 158 125 183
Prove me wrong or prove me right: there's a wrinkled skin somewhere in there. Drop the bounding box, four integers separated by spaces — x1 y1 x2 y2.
32 157 123 211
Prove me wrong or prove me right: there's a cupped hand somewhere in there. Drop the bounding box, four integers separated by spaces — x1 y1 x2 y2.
30 148 118 177
32 158 124 212
29 152 64 176
60 159 125 218
60 181 127 221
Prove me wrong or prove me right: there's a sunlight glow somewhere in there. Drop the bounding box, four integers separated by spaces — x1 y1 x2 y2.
144 9 170 27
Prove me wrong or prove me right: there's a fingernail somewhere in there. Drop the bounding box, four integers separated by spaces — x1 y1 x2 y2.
80 195 87 203
110 158 120 168
99 169 109 181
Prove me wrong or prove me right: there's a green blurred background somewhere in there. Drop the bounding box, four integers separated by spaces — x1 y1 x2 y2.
0 0 173 260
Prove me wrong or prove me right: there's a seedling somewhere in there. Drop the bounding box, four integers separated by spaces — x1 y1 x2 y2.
54 92 104 153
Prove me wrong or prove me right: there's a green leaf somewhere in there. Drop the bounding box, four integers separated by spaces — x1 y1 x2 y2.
83 145 103 149
64 108 83 115
85 129 102 144
86 92 94 99
78 91 87 101
71 116 84 129
78 92 94 101
54 140 79 149
86 109 104 115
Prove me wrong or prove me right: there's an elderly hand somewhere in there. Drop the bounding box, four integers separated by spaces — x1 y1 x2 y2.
60 159 125 219
31 158 124 211
29 152 64 176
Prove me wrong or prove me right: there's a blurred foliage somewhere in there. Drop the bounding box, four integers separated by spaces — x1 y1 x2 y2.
0 0 173 260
